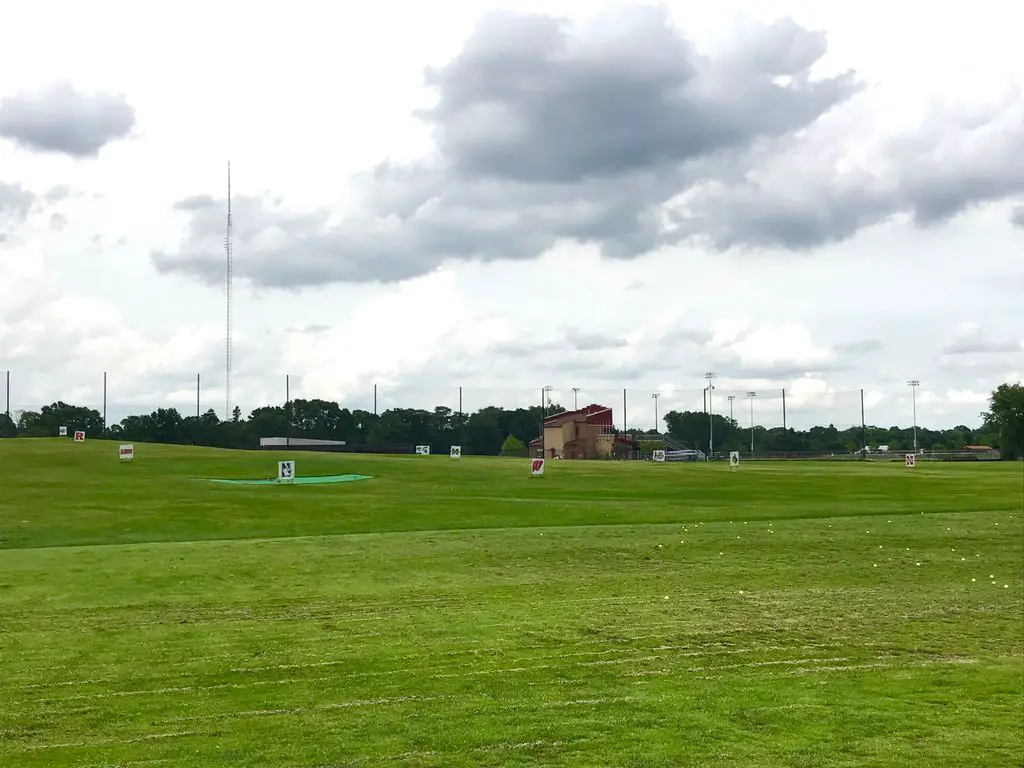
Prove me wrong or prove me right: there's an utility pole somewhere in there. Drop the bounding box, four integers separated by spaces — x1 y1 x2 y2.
705 372 718 459
907 379 920 452
746 391 756 454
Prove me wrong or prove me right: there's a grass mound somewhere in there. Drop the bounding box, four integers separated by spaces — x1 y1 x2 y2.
210 473 373 485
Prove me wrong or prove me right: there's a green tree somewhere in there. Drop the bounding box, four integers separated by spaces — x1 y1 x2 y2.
465 407 504 455
663 410 741 454
981 382 1024 460
5 391 1011 460
499 434 527 457
0 413 16 438
17 402 104 437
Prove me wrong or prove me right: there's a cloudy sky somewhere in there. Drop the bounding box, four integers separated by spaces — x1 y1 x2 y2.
1 0 1021 431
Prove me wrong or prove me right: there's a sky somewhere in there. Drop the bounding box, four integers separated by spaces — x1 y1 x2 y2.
1 0 1022 433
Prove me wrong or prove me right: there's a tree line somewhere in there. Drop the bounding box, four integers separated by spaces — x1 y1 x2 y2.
1 382 1020 459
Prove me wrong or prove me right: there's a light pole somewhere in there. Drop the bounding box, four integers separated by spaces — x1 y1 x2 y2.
651 392 660 433
907 379 919 452
571 387 580 410
705 372 718 459
727 394 734 421
544 385 554 414
746 391 756 454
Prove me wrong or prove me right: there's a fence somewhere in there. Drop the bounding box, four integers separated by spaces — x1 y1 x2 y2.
2 369 980 455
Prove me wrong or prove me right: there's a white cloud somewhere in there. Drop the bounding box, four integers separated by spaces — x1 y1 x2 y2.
1 0 1023 431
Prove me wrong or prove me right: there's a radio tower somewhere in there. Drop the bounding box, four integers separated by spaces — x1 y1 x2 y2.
225 161 234 421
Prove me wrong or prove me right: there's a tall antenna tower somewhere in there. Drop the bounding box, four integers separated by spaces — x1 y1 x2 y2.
225 161 233 421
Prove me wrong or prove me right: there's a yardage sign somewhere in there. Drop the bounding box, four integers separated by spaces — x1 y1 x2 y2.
119 444 134 461
73 430 85 442
59 426 68 437
450 445 462 459
652 449 666 462
531 458 545 476
905 453 916 468
729 451 740 468
278 460 295 483
415 445 430 456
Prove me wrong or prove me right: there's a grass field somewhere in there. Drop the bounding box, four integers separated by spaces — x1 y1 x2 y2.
1 439 1022 767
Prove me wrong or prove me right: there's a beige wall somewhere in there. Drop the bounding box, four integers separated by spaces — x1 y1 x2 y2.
541 419 613 458
543 425 564 455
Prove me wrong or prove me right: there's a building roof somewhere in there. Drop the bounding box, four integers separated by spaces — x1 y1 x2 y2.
543 404 612 426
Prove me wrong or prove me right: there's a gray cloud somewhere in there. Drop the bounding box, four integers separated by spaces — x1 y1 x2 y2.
674 91 1024 250
285 323 331 334
150 7 1024 290
942 328 1022 355
565 329 628 351
152 7 862 288
0 182 35 242
835 338 884 354
1012 205 1024 228
43 185 74 204
0 81 135 157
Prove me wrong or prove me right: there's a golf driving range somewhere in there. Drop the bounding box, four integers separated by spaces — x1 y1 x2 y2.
1 439 1021 767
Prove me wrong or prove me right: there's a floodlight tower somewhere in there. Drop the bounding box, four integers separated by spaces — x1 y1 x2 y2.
727 394 735 421
651 392 660 432
225 161 234 421
705 372 718 458
746 391 757 454
571 386 580 410
907 379 920 452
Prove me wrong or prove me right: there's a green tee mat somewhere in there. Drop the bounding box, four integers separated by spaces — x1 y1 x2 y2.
209 474 373 486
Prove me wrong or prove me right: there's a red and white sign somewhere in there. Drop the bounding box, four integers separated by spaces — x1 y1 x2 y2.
119 444 135 461
531 458 545 476
905 453 916 468
73 431 86 442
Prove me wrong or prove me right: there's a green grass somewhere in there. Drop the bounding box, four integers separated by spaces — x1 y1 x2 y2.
1 438 1021 767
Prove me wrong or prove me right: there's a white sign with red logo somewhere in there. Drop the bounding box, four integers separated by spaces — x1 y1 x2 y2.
531 458 545 476
119 444 135 461
905 453 916 468
73 431 85 442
